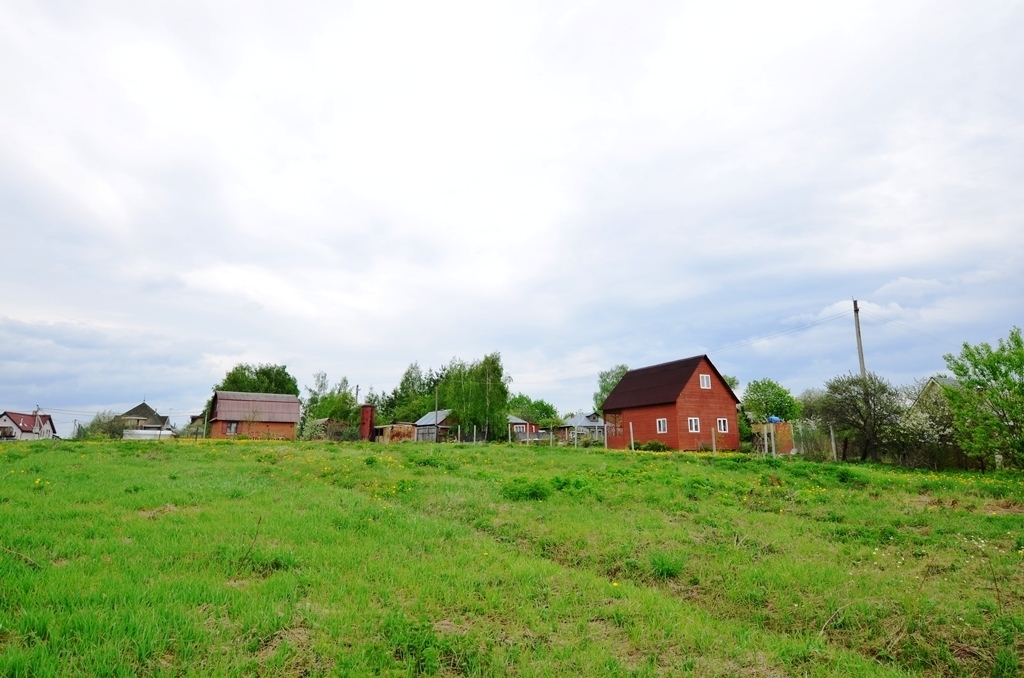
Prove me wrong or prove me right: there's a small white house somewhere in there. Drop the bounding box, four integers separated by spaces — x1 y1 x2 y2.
0 411 56 441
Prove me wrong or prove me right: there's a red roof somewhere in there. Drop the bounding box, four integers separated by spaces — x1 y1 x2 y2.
2 411 55 433
600 355 739 410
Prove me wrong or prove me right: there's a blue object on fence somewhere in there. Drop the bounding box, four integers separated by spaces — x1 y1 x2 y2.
767 416 782 423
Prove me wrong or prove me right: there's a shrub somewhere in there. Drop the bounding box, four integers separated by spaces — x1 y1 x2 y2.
639 441 671 452
835 467 869 488
649 551 684 579
501 477 551 501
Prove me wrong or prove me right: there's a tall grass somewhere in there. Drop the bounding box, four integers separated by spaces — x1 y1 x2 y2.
1 439 1022 676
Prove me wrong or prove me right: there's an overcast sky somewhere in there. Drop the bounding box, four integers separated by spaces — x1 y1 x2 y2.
2 0 1022 433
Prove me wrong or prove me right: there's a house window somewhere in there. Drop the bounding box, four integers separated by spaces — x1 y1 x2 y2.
0 426 13 439
225 422 238 435
513 424 526 433
605 413 623 437
717 418 728 433
688 417 700 433
656 418 668 434
700 374 712 389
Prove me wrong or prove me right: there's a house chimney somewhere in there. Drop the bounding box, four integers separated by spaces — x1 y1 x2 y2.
360 404 376 442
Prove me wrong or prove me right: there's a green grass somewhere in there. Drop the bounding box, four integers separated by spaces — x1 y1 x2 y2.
1 440 1022 676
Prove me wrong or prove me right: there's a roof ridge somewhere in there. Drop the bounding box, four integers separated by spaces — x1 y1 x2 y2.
624 355 705 373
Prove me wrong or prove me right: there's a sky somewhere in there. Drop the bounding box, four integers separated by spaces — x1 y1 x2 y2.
1 0 1022 434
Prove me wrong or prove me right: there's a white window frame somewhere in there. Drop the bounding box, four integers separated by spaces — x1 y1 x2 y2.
699 374 712 389
688 417 700 433
513 424 526 433
656 418 668 434
717 418 728 433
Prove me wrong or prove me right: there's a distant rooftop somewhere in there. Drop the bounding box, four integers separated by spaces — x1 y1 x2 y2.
415 409 451 427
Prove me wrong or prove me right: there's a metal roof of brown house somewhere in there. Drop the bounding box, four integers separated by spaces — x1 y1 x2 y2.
600 355 739 410
211 391 301 423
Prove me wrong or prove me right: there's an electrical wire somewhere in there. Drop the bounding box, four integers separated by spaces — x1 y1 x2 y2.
24 306 942 418
860 310 958 347
707 309 853 355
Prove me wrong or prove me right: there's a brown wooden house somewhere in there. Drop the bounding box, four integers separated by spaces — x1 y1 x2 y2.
209 391 301 440
601 355 739 451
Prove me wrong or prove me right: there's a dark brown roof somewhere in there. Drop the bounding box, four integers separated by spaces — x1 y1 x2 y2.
121 402 170 429
600 355 738 410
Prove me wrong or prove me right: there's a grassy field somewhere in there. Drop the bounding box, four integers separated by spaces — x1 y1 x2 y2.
1 440 1023 677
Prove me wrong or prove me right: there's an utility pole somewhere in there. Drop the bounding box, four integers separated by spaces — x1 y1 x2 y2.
434 384 439 443
853 299 867 378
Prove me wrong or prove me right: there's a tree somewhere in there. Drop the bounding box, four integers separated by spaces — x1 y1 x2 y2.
215 363 299 396
77 411 126 439
509 393 561 427
439 352 511 440
722 374 740 391
742 379 800 422
943 327 1024 468
368 362 444 424
301 372 360 439
594 364 629 414
818 372 903 462
899 378 964 470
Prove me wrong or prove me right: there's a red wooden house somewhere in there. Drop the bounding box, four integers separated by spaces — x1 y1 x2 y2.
209 391 301 440
601 355 739 451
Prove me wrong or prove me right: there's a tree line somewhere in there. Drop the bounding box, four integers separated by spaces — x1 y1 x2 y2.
176 352 560 442
726 327 1024 470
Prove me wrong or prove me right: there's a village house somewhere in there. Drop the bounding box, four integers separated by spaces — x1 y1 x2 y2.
415 409 451 442
121 402 172 432
208 391 301 440
601 355 739 451
0 410 56 441
507 414 540 442
558 412 606 442
912 376 959 411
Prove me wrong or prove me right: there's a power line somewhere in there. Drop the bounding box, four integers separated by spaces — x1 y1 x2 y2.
860 310 958 347
707 310 853 355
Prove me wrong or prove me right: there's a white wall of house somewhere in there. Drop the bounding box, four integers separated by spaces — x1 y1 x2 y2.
0 413 55 440
123 429 174 440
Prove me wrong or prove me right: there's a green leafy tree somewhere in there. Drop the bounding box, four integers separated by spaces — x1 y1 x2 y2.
368 363 444 424
77 411 126 439
215 363 299 396
508 393 560 425
594 364 629 414
439 352 511 440
943 327 1024 468
301 372 360 439
818 372 903 462
742 379 800 422
720 374 752 442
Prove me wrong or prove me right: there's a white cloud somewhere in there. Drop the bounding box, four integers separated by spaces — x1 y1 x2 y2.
0 0 1022 415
